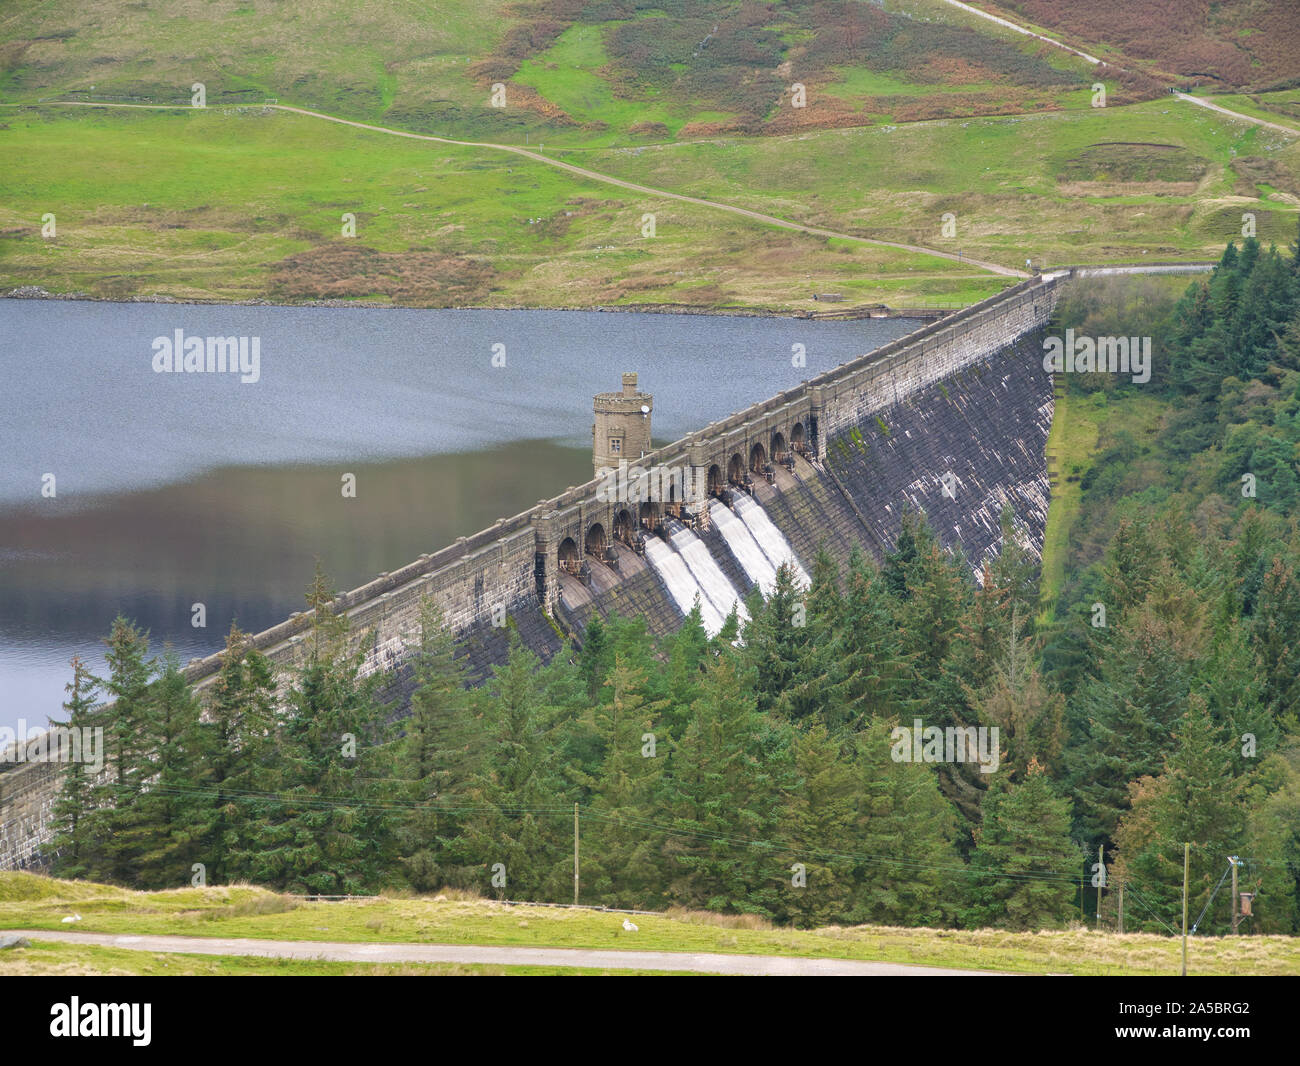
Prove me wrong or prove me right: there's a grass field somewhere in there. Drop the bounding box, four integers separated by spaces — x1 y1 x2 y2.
2 95 1293 307
0 104 1004 308
580 98 1300 268
0 938 677 976
3 872 1298 975
0 0 1295 307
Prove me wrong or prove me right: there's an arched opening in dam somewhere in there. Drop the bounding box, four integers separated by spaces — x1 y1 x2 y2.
613 508 634 545
750 442 767 473
585 523 608 559
639 501 661 530
771 431 787 463
707 464 723 495
727 454 745 484
791 422 805 453
558 536 580 574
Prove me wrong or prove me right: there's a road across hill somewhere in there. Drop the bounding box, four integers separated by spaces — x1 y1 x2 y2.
5 929 1010 976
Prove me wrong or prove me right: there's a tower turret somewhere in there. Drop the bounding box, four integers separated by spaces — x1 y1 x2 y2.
593 372 653 477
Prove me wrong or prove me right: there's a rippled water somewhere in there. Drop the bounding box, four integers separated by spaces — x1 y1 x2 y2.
0 300 919 728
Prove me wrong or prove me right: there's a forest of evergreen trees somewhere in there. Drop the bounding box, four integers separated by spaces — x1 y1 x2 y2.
47 232 1300 935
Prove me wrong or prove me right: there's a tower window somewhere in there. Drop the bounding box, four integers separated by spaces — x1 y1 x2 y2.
610 437 622 454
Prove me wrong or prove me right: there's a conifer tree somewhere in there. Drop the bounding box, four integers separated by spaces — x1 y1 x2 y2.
236 564 393 894
451 638 570 903
580 653 670 908
966 759 1083 930
968 605 1065 782
48 656 100 879
400 598 482 891
851 718 962 927
661 654 788 917
131 650 204 888
194 621 278 886
779 722 857 927
92 616 157 885
1112 698 1246 934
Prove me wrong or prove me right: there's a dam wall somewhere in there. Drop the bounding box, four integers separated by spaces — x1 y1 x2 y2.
1 271 1064 871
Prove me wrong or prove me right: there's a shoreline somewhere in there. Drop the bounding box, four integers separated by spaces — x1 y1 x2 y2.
1 286 948 320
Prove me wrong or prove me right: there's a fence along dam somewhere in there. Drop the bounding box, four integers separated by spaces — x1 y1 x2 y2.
0 273 1064 871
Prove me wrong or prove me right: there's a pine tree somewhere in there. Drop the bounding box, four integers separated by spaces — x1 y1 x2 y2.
91 616 157 885
661 654 789 917
580 653 670 908
130 649 205 888
742 563 807 718
193 621 278 886
400 597 482 892
779 722 857 927
968 605 1065 781
1112 697 1246 935
1066 605 1195 848
1241 748 1300 934
234 565 393 894
851 718 962 927
836 549 914 727
48 656 100 879
450 638 570 903
966 759 1083 930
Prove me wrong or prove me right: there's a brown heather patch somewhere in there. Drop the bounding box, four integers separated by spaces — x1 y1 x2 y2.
269 243 497 304
1233 156 1300 200
629 121 671 139
1056 180 1200 198
663 906 774 931
500 82 581 125
82 204 296 235
763 95 866 135
677 120 746 140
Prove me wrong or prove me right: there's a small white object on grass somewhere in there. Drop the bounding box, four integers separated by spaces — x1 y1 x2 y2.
622 918 638 932
61 914 82 923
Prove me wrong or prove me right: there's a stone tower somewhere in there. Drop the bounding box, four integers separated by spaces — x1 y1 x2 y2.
593 372 653 476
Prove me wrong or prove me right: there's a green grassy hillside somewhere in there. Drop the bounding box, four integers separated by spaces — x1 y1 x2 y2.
2 873 1297 975
0 1 1295 305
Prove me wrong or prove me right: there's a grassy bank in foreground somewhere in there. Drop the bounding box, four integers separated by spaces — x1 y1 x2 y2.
3 873 1297 975
0 939 673 976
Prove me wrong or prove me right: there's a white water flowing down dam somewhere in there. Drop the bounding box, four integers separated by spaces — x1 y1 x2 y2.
733 494 811 588
667 522 750 627
709 500 780 595
643 537 728 636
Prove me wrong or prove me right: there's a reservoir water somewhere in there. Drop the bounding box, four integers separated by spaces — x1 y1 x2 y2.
0 299 919 729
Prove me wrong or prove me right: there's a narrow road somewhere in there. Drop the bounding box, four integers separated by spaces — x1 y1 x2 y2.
5 929 1007 976
20 100 1026 279
937 0 1297 138
1173 92 1300 138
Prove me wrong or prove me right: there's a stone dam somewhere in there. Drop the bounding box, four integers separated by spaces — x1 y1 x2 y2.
0 272 1065 871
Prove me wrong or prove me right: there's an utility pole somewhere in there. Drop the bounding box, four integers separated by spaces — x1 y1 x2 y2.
1117 879 1124 934
1096 845 1104 928
573 802 580 906
1230 856 1240 935
1181 842 1190 976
